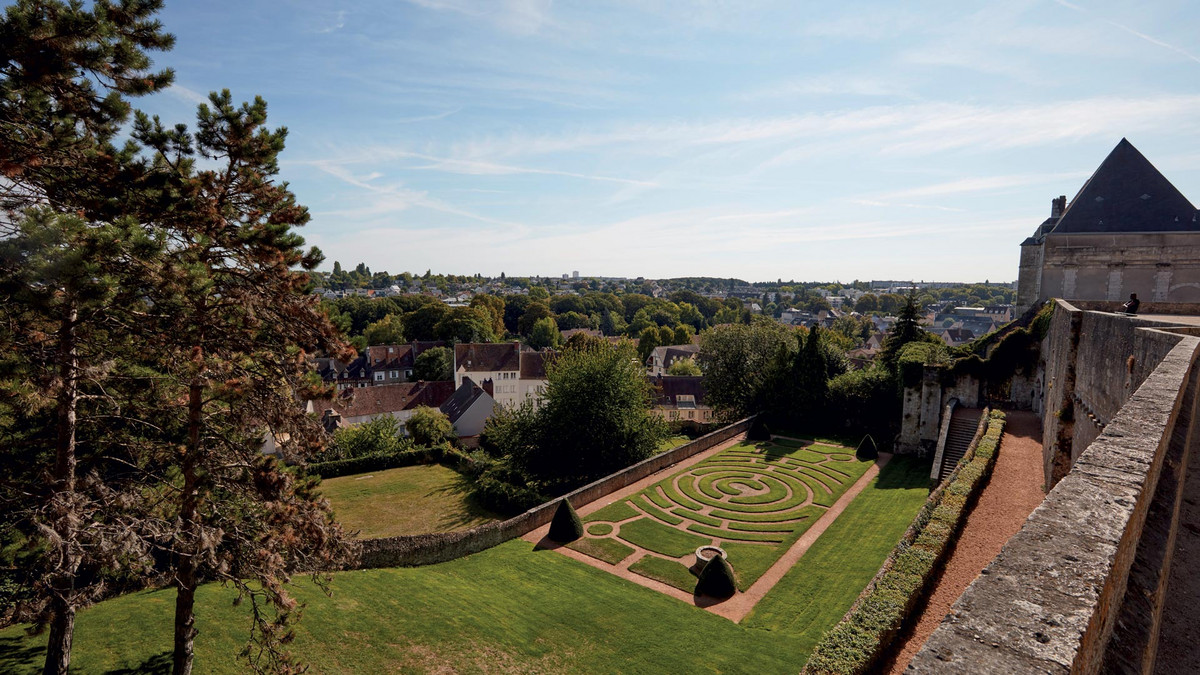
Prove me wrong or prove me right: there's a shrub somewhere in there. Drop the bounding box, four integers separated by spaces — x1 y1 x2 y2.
854 435 878 461
326 415 412 460
406 406 455 446
548 499 584 542
695 555 737 598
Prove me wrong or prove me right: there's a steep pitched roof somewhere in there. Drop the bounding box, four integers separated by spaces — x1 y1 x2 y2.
454 342 521 373
308 380 455 419
520 351 550 379
651 375 708 408
440 377 492 423
1049 139 1199 235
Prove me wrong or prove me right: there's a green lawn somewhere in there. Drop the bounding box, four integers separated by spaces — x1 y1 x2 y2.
744 455 932 656
319 464 499 538
578 439 874 590
0 540 811 674
0 457 932 673
658 434 692 453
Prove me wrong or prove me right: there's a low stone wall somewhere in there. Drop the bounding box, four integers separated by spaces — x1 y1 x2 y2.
909 334 1200 673
356 417 754 569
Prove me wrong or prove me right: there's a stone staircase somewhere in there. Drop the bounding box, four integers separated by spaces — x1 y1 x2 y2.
937 407 983 482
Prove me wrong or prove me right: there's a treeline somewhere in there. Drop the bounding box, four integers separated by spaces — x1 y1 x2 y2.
322 289 755 352
700 296 945 446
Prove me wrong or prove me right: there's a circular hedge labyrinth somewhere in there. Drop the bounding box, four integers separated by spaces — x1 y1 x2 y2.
569 437 875 593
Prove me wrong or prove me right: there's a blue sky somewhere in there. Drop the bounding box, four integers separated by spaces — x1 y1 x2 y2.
132 0 1200 282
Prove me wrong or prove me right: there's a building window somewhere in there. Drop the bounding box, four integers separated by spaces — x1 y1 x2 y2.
390 370 399 378
374 372 385 382
406 370 413 378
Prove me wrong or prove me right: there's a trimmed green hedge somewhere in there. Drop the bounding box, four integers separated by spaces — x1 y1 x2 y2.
803 410 1007 675
307 442 472 479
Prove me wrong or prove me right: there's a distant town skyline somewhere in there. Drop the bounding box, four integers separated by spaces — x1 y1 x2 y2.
132 0 1200 282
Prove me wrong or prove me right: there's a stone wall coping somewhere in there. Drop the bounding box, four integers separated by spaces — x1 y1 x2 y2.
911 332 1200 673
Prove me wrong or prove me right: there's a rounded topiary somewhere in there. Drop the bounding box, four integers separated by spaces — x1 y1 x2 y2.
748 417 771 441
855 434 878 460
548 498 584 543
695 555 737 598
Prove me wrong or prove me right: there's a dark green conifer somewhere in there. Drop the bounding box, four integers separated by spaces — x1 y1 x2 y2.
548 499 584 542
695 555 737 598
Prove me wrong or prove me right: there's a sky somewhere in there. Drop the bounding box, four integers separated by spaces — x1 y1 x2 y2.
124 0 1200 283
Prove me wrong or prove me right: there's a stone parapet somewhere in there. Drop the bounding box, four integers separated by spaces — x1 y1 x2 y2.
909 325 1200 673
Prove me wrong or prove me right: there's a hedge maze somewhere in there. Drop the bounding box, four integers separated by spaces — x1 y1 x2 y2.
568 438 873 594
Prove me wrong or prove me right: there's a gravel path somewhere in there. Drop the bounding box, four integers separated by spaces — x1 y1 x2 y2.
885 410 1045 673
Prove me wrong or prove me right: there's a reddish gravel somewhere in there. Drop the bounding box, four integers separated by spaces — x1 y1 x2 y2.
885 410 1046 673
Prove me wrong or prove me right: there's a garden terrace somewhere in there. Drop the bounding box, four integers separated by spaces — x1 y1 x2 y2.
552 436 875 608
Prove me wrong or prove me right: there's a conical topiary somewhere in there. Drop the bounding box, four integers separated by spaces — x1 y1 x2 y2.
855 434 878 461
548 498 584 543
748 417 771 441
695 555 737 598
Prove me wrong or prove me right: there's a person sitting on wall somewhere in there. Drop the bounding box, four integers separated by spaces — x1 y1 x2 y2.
1121 293 1140 315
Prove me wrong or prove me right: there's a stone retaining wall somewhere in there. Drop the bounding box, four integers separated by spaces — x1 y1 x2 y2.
909 317 1200 673
356 417 753 569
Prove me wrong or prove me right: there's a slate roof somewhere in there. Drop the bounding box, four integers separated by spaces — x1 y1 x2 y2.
440 377 491 423
455 342 521 373
308 380 455 419
1049 138 1199 235
520 351 550 380
651 375 708 408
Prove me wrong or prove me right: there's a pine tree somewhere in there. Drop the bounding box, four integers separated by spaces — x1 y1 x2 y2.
880 291 928 368
0 210 166 675
135 92 356 675
0 3 173 672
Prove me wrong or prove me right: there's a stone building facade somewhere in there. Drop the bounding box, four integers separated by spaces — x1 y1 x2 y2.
1017 139 1200 313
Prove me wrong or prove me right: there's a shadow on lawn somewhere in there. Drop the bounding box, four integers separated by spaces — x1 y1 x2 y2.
428 473 502 532
0 635 43 675
871 455 934 491
104 650 172 674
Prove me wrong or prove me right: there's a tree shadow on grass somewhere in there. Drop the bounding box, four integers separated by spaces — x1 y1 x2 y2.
0 635 43 675
104 650 172 674
425 473 503 532
872 455 934 491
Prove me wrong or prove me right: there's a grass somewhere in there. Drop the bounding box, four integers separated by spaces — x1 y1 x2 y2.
658 435 692 453
567 536 635 565
744 456 933 657
629 554 698 592
582 500 639 523
0 540 812 674
569 437 875 590
618 518 712 558
319 464 498 538
585 522 613 536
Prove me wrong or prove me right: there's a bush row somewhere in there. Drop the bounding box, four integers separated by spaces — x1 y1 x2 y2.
306 442 474 479
802 410 1007 675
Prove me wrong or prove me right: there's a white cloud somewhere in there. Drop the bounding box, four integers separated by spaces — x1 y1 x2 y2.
1054 0 1200 65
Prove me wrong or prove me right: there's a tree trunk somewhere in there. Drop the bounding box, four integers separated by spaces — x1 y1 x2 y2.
43 304 79 675
172 380 203 675
41 600 75 675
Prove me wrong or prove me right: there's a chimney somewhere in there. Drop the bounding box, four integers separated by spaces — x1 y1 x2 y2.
481 378 494 397
1051 195 1066 218
321 409 342 433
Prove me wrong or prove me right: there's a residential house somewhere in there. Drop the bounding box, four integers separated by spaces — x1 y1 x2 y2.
306 380 456 429
454 342 522 408
316 340 447 389
650 375 715 426
519 351 550 409
646 343 701 376
440 377 496 438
